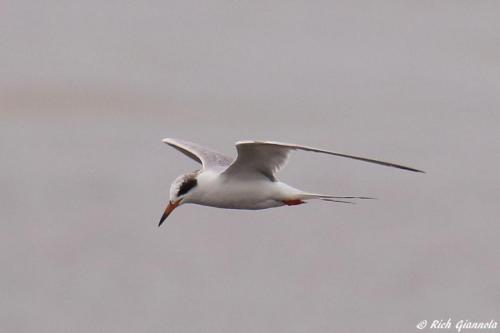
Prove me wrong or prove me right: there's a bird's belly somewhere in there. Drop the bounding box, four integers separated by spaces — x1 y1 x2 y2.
190 180 285 210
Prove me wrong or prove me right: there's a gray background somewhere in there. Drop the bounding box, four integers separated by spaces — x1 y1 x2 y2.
1 1 499 332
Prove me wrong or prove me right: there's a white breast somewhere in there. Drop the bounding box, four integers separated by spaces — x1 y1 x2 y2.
184 171 302 210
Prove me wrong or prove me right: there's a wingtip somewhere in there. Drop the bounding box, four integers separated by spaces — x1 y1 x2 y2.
400 166 425 173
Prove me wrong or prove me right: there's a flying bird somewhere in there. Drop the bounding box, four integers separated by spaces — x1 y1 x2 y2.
159 138 423 226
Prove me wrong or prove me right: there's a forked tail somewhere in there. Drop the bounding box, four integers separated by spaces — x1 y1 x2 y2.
299 193 376 204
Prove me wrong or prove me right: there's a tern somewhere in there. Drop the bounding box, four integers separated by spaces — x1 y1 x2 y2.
159 138 423 226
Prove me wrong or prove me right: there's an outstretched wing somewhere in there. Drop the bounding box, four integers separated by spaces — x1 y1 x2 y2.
221 140 424 181
162 138 233 170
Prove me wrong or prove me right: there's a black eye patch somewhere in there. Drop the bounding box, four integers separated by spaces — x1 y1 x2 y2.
178 178 197 196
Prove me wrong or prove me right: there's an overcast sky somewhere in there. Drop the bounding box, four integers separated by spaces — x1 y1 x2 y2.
1 1 499 332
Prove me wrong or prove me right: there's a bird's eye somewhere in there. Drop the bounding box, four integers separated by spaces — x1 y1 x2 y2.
177 178 197 196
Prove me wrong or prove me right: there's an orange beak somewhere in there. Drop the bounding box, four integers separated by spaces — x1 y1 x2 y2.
158 200 181 226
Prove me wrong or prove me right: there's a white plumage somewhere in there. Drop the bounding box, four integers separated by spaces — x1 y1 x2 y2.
159 138 423 226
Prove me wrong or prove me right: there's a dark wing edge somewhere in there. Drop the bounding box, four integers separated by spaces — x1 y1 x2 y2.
235 140 425 173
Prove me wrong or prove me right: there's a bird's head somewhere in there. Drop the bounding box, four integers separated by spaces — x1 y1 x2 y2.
159 171 199 226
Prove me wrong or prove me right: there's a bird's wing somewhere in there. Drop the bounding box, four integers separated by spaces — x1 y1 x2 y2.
162 138 233 170
221 140 424 180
